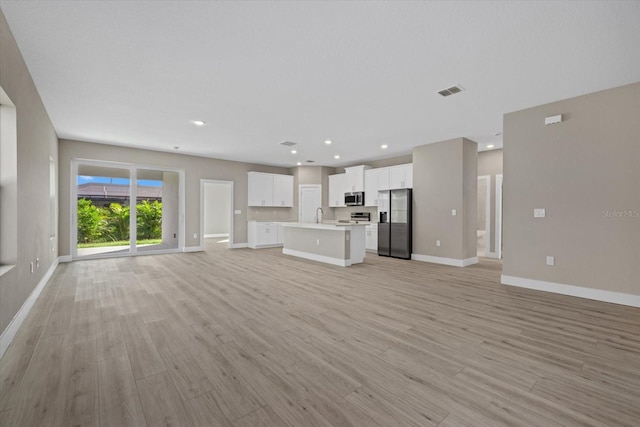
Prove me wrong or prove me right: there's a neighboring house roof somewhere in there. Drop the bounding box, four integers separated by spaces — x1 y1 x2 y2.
78 183 162 199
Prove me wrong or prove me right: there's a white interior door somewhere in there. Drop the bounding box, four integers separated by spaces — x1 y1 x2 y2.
299 185 321 223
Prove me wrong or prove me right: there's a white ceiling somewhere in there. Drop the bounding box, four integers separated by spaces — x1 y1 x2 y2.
2 1 640 167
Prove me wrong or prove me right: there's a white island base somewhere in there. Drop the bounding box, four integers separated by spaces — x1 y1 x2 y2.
282 223 367 267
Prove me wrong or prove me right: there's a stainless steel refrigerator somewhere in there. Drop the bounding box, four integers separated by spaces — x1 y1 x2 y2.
378 188 412 259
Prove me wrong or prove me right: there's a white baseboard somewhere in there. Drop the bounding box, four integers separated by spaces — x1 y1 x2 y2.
58 255 72 263
412 254 478 267
0 257 59 359
283 248 350 267
501 275 640 308
205 233 229 238
484 251 499 259
183 246 204 253
231 243 248 249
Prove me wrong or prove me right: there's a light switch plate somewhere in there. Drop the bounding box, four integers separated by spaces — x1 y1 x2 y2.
436 240 441 247
234 209 241 215
546 256 555 266
534 208 546 218
451 209 457 216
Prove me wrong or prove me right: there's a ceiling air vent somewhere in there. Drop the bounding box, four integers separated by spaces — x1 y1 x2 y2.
437 85 464 97
305 160 315 163
280 141 296 147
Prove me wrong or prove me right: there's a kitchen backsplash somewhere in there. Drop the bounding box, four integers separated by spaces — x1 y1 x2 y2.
332 206 378 222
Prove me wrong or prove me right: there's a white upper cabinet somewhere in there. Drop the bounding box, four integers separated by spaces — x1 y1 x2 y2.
273 174 294 207
328 173 347 207
363 164 413 206
247 172 294 207
344 165 371 192
364 168 380 206
389 163 413 189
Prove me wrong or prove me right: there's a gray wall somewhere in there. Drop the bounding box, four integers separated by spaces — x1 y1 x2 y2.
292 166 336 220
161 171 180 245
203 182 230 235
58 139 290 254
0 10 59 334
412 138 477 261
503 82 640 295
478 149 503 253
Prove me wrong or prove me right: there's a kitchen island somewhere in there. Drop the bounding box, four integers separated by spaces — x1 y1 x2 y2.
282 222 367 267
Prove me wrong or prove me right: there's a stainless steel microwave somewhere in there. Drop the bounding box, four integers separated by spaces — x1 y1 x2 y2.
345 192 364 206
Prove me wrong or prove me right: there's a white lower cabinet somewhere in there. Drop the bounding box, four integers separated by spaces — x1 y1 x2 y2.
365 223 378 252
248 221 284 248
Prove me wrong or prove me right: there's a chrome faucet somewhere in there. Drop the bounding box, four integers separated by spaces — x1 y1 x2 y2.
315 207 324 224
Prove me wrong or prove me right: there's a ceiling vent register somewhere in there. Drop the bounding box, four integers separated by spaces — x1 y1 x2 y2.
280 141 297 147
437 85 464 97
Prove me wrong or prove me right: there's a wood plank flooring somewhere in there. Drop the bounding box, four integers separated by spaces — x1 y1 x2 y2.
1 239 639 426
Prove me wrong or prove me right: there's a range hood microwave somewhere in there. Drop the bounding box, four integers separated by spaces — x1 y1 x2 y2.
345 192 364 206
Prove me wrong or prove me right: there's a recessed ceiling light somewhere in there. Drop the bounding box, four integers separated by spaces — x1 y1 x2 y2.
334 155 340 159
487 144 495 149
296 162 302 166
325 140 332 145
192 120 206 126
291 149 297 154
381 144 388 149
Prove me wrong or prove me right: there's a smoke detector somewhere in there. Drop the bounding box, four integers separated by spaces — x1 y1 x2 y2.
437 85 464 97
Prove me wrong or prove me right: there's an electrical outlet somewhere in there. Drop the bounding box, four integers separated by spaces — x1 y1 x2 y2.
316 239 320 245
546 256 555 266
534 208 546 218
193 233 198 239
436 240 441 247
451 209 457 216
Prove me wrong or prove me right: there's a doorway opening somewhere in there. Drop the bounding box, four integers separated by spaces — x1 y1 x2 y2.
200 179 234 252
299 185 322 223
72 160 184 259
496 174 503 259
477 175 491 257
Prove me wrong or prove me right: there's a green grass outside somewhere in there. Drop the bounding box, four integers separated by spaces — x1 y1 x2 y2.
77 239 162 248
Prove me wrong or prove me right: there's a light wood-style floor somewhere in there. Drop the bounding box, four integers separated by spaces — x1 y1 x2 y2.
1 239 639 426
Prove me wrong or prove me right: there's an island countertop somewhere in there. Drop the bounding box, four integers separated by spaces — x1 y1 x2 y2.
282 222 368 230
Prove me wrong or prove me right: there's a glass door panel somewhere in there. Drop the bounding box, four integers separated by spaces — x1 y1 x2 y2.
135 169 179 253
76 165 131 257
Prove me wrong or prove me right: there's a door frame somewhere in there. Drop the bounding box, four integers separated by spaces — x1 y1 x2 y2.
496 174 503 259
478 175 491 257
200 179 234 249
298 184 322 223
71 158 185 260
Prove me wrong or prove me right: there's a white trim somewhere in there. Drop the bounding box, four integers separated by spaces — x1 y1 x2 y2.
200 179 234 249
496 174 503 259
0 257 59 359
183 246 204 253
484 251 499 259
411 254 478 267
478 175 491 256
204 233 229 238
58 255 72 263
501 275 640 308
283 248 350 267
231 243 248 249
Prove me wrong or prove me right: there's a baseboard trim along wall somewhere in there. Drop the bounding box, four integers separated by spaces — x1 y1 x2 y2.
501 275 640 308
204 233 229 238
183 246 204 253
283 248 350 267
58 255 72 263
484 251 499 259
231 243 248 249
0 257 59 359
411 254 479 267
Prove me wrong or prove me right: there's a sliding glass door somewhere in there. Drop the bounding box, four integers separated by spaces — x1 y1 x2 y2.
76 164 132 258
73 160 183 259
